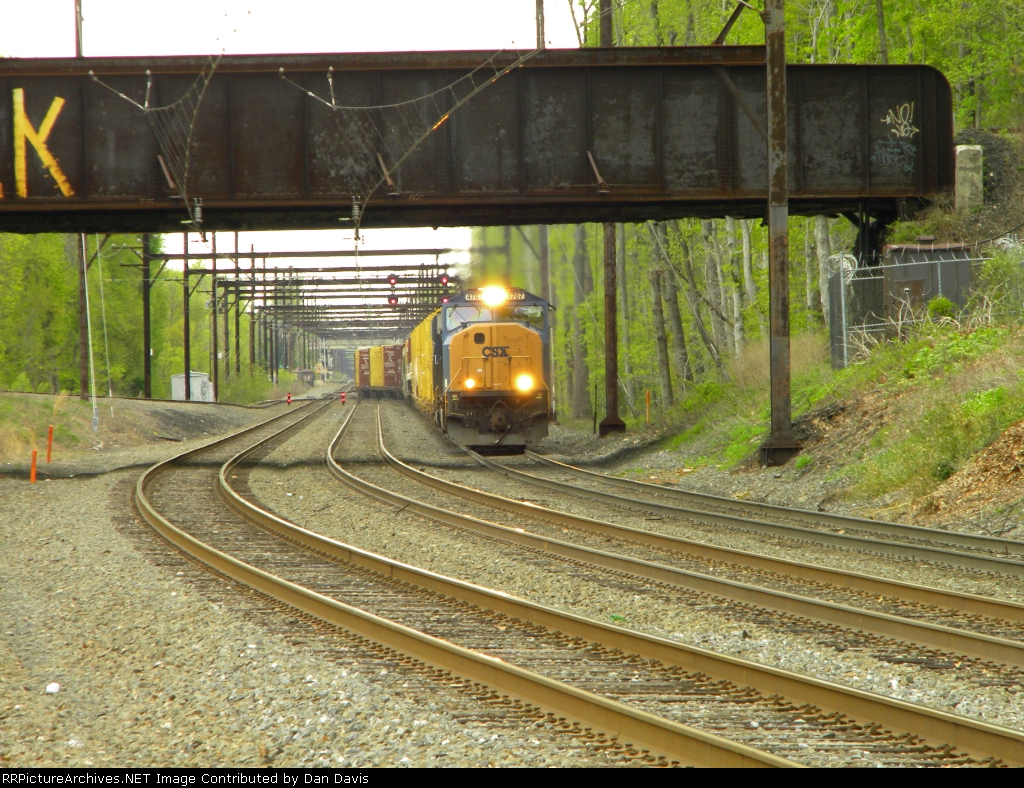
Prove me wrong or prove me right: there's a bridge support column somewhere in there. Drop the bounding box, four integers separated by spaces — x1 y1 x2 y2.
599 222 625 436
760 0 800 466
597 0 625 438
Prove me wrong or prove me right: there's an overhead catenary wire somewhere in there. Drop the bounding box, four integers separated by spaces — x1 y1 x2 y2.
90 56 221 230
279 47 541 233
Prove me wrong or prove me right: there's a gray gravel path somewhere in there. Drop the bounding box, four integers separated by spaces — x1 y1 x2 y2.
246 401 1024 737
0 410 630 767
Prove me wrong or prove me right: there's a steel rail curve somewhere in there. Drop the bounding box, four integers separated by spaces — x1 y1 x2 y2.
366 407 1024 667
322 402 1024 766
527 451 1024 562
463 451 1024 577
137 400 787 767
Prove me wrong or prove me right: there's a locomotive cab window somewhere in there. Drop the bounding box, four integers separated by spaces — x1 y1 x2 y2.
473 332 486 344
509 304 545 328
446 306 492 330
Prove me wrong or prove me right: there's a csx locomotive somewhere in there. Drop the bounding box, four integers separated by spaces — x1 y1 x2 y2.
408 286 552 453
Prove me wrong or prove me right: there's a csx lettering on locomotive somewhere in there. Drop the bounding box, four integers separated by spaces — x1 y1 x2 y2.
481 346 510 358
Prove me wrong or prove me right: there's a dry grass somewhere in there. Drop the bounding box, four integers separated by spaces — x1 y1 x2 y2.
726 332 830 392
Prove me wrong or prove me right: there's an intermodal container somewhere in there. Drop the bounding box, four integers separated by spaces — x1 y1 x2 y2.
356 348 370 388
382 344 403 390
369 346 384 388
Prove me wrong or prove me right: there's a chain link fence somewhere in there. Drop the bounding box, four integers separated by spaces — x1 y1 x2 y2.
828 251 983 369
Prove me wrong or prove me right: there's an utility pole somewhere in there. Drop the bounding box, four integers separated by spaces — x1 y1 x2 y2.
536 0 545 49
78 234 89 400
74 0 83 58
183 232 191 402
142 233 152 398
598 0 625 437
211 234 219 402
760 0 799 465
234 232 241 376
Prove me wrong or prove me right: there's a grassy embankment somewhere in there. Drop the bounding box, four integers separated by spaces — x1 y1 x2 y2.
0 370 322 464
627 252 1024 506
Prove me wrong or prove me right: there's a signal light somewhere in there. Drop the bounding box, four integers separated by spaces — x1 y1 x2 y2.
388 295 398 305
387 274 398 286
441 296 449 304
440 274 450 285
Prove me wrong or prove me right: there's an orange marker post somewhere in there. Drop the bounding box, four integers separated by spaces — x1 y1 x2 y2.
46 425 53 463
30 450 37 484
645 390 651 426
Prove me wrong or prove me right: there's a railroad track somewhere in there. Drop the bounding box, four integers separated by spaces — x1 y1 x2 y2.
363 404 1024 670
133 396 1024 766
504 450 1024 576
316 400 1024 766
136 398 783 766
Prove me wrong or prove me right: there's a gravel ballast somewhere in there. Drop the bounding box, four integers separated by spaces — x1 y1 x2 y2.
246 400 1024 737
0 414 630 767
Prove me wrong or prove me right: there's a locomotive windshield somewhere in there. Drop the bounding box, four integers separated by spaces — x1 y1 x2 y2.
446 305 492 330
445 303 546 331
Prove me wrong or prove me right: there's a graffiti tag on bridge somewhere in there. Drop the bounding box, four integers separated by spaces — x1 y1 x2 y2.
882 102 919 139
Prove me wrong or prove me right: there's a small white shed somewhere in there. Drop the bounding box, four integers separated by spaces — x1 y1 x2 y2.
170 372 214 402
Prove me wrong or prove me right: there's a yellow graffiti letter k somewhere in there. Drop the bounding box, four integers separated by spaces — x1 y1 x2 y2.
13 88 75 198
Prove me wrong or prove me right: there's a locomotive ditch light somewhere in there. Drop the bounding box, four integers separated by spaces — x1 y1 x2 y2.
481 285 508 307
464 378 476 389
515 373 535 392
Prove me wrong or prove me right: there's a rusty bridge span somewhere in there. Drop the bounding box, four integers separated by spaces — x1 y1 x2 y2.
0 46 951 234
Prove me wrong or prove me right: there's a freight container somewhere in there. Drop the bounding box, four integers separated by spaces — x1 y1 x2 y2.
382 344 403 390
369 346 384 388
356 348 370 389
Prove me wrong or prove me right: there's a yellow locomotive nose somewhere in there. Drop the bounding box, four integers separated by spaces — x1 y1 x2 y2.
515 373 535 392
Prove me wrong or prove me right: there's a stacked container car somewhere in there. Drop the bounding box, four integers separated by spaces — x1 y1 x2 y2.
354 344 405 398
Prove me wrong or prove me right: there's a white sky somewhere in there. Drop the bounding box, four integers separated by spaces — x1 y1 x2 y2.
0 1 580 270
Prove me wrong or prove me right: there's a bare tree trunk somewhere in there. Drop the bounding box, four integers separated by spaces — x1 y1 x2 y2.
503 226 513 282
804 219 815 313
571 224 592 418
700 220 729 352
649 266 673 408
815 216 833 328
740 219 763 336
675 229 724 375
537 225 550 302
616 222 635 410
725 217 744 353
661 266 693 385
875 0 889 64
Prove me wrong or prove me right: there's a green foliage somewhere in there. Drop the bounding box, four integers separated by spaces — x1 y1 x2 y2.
902 327 1006 380
927 296 957 319
574 0 1024 130
795 453 814 470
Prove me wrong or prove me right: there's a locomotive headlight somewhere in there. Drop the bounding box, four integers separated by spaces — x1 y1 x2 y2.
464 377 476 389
515 373 535 392
481 285 508 307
